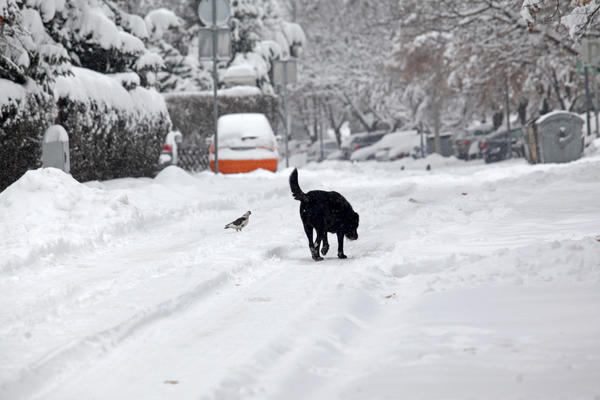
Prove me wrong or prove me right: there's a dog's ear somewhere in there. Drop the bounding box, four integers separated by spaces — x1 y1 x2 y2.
353 211 359 227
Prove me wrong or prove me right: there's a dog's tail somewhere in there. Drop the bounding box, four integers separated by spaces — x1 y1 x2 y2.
289 168 308 202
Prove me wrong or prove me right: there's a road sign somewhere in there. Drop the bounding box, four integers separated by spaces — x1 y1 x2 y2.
273 58 297 85
197 0 231 26
581 38 600 66
198 27 231 60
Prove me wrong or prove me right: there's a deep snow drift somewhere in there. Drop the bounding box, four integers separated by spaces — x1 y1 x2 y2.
1 153 600 400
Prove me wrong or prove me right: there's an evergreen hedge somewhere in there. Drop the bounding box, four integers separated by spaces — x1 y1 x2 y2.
1 74 171 191
164 90 280 147
56 97 170 183
0 86 56 191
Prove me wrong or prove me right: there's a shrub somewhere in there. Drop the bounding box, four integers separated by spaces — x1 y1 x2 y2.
0 80 56 191
54 68 171 182
164 87 280 147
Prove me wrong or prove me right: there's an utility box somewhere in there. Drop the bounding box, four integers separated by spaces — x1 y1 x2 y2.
426 133 454 157
524 111 584 164
42 125 70 172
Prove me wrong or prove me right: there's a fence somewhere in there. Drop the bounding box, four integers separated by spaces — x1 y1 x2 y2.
178 147 209 172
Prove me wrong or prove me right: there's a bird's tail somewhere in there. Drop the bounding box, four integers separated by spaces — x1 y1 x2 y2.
289 168 308 202
224 223 232 229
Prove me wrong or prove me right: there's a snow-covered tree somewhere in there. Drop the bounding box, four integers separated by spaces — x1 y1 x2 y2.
521 0 600 38
144 8 211 92
0 0 70 88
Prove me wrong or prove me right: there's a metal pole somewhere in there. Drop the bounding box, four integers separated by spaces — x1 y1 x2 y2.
594 67 599 137
319 113 324 161
585 66 592 137
283 62 289 168
419 121 424 158
505 76 511 159
212 0 219 173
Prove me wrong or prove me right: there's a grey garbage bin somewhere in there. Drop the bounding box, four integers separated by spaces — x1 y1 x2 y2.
42 125 70 172
525 112 584 164
426 133 454 157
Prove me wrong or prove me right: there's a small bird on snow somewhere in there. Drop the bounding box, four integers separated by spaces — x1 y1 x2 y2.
224 211 251 231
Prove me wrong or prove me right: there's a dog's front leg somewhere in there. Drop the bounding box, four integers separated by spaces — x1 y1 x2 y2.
336 232 347 259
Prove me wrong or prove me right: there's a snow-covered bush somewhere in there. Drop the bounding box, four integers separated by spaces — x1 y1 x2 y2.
0 79 57 191
164 88 279 146
54 68 171 182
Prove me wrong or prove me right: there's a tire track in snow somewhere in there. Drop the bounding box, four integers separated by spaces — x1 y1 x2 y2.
2 271 231 400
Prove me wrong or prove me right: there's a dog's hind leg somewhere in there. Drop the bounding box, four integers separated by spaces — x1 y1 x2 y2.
304 224 322 261
312 229 325 261
321 233 329 256
336 232 347 259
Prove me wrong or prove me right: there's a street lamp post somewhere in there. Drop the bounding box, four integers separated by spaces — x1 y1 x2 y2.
198 0 231 173
273 58 298 168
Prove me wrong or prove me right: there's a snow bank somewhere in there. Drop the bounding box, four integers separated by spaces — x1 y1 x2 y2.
0 169 140 272
0 166 206 272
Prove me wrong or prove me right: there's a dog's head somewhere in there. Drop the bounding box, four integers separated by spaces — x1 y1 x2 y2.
345 211 359 241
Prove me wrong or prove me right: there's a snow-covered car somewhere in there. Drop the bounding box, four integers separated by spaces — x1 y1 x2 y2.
157 130 183 172
452 125 493 160
306 139 339 162
209 113 278 173
341 131 387 159
350 130 421 162
481 127 524 163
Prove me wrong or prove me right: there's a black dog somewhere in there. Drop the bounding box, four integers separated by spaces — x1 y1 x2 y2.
289 168 359 261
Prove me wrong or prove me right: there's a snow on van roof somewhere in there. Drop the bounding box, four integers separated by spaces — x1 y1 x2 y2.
217 113 274 140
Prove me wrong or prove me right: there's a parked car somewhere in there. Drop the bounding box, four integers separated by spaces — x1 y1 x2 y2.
453 124 494 160
350 130 421 162
341 131 387 159
481 127 524 163
307 138 339 162
209 113 278 173
157 130 183 172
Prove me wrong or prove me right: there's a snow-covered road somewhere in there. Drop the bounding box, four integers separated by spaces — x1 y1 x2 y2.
1 154 600 400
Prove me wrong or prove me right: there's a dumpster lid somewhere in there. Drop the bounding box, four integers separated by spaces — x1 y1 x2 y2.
536 110 583 125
